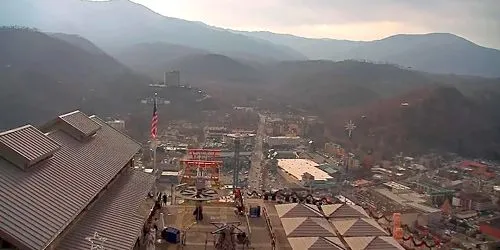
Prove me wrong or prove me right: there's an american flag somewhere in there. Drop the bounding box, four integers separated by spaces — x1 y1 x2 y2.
151 95 158 139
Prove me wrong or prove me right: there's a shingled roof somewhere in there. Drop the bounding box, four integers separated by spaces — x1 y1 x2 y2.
344 236 405 250
287 237 346 250
330 218 389 237
281 217 337 237
322 204 370 218
56 168 155 250
275 203 324 218
0 112 141 250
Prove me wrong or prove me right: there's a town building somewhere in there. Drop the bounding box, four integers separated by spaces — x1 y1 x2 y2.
266 118 286 136
223 132 255 147
324 142 341 155
277 159 333 187
106 119 126 131
265 136 302 148
457 192 495 211
317 163 339 177
459 160 496 179
374 185 443 224
480 218 500 240
203 126 227 142
383 181 412 194
273 203 403 250
0 110 155 250
164 70 180 85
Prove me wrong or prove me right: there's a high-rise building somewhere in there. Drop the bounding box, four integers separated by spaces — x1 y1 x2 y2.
164 70 180 85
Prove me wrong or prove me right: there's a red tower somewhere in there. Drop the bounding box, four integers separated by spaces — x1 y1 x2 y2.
180 149 222 187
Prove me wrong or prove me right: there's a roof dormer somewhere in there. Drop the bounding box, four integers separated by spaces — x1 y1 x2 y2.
0 125 61 170
58 110 101 141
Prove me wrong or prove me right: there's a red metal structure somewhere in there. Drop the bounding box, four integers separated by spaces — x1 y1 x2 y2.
234 188 244 214
188 149 221 160
180 149 223 187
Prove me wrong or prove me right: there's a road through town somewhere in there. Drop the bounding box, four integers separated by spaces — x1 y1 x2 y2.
248 114 265 191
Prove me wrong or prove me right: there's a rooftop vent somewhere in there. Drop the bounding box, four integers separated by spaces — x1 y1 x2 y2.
58 110 101 141
0 125 61 170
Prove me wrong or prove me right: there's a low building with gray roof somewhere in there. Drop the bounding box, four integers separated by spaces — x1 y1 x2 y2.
0 110 156 250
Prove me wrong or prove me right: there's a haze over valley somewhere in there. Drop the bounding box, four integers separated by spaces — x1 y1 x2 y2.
1 0 500 159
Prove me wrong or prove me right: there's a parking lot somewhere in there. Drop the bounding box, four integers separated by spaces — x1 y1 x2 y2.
158 203 274 250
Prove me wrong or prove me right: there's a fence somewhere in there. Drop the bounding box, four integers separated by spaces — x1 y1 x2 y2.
262 207 276 250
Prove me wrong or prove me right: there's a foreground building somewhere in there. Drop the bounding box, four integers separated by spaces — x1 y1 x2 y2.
275 203 404 250
0 111 156 250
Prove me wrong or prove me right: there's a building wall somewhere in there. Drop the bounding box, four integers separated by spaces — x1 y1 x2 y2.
400 212 428 228
266 136 301 147
460 198 494 211
472 201 495 211
480 224 500 239
165 71 180 85
427 211 442 224
324 142 339 154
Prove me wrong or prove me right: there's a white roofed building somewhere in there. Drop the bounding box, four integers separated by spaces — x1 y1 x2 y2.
277 159 333 186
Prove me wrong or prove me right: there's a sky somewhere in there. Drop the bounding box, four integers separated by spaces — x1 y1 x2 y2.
129 0 500 49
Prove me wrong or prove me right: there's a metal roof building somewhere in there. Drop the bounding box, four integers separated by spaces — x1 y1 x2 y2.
287 237 346 249
275 204 345 250
343 236 404 250
281 217 337 237
330 218 389 237
275 203 324 218
277 159 333 181
322 204 370 219
274 203 403 250
56 168 155 250
0 111 155 250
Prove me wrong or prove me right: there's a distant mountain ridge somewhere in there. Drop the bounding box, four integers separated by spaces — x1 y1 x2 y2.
49 33 108 55
235 31 500 77
0 0 305 61
1 0 499 77
0 28 215 137
0 27 149 128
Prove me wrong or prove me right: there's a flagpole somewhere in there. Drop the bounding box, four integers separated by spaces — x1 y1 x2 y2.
153 92 158 176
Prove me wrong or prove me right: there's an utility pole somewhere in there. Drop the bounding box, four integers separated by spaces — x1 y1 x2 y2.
227 133 254 191
233 137 241 191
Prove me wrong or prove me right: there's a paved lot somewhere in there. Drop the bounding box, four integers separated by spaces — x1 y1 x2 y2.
156 203 274 250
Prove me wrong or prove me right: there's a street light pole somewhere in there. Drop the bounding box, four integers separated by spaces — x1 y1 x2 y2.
233 137 241 191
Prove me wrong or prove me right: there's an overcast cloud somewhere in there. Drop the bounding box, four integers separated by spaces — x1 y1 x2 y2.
131 0 500 48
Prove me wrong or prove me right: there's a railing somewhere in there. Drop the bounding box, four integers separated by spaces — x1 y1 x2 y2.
245 212 252 243
262 207 276 250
